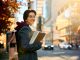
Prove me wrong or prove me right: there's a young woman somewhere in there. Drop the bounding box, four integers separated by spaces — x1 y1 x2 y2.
15 10 42 60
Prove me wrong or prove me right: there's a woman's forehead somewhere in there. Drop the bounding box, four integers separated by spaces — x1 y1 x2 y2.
29 12 35 15
28 12 36 15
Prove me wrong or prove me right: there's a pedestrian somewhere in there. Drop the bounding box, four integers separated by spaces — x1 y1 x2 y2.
8 30 18 60
15 10 42 60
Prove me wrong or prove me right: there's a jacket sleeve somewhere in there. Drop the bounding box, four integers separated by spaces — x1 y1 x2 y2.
18 27 42 52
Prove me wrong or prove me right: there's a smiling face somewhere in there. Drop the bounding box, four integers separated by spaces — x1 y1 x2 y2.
25 12 36 25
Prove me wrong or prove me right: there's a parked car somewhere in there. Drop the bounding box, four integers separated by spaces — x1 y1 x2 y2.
71 43 80 49
42 40 54 50
59 42 72 49
78 45 80 49
42 44 54 50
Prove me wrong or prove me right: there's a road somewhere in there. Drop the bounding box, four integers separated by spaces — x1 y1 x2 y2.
0 47 80 60
38 47 80 60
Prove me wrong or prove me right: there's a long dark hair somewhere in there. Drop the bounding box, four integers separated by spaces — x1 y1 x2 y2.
23 10 36 21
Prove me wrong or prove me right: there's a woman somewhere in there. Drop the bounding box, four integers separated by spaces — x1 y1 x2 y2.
15 10 42 60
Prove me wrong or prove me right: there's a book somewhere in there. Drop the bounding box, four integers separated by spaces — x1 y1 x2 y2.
29 31 46 44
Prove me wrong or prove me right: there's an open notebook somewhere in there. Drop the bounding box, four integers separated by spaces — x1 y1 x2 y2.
29 31 46 44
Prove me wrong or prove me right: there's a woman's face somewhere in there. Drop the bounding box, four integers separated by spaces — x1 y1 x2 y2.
25 12 36 25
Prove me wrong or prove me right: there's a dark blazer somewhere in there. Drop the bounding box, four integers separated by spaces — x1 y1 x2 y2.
16 25 42 60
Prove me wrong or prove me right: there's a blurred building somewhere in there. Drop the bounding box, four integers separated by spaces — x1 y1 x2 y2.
55 1 80 45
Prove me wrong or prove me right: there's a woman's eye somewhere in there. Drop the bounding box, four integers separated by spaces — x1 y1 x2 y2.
29 16 32 18
29 16 35 18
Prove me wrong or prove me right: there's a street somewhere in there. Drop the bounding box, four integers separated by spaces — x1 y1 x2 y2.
0 47 80 60
38 47 80 60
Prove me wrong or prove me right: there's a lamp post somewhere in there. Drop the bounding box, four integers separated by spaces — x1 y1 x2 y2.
51 24 54 43
37 15 43 31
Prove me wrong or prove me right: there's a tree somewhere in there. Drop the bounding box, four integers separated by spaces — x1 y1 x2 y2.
0 0 18 34
0 0 11 34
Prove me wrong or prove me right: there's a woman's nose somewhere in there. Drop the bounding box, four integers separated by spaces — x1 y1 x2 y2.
32 17 35 20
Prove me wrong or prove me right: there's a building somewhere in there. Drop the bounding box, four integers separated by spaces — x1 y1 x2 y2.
55 0 80 44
